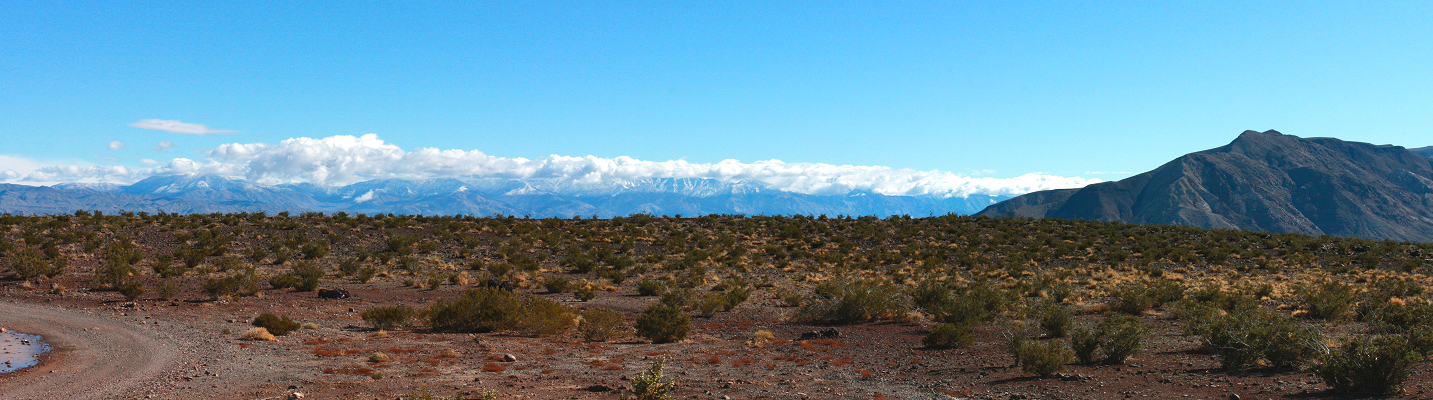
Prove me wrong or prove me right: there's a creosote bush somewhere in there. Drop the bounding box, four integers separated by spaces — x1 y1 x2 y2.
578 308 626 342
922 323 974 349
1109 279 1185 314
425 287 577 336
1017 339 1073 377
362 305 418 330
797 280 911 324
1187 306 1325 369
635 303 691 343
1071 313 1147 365
1316 334 1422 394
253 313 301 336
1299 280 1358 320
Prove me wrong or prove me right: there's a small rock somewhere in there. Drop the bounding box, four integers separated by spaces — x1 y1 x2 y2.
585 384 614 392
503 354 518 362
1229 395 1241 400
288 392 305 399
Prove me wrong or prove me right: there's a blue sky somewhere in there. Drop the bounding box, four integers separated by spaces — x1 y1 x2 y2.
2 1 1431 195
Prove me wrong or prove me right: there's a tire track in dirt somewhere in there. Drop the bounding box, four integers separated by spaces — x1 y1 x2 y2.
0 301 178 400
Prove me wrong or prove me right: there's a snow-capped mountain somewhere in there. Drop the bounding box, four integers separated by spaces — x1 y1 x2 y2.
0 174 1011 217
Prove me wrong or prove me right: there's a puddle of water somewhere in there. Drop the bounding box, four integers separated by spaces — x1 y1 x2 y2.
0 330 51 373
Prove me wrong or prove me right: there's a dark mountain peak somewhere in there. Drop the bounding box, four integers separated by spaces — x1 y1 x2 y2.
979 131 1433 242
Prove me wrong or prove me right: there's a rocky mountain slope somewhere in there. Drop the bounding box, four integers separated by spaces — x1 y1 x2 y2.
978 130 1433 242
0 176 1009 217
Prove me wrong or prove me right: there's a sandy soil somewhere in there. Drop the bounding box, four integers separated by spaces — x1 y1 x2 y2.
4 279 1433 400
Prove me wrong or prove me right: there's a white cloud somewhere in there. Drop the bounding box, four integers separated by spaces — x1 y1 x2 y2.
128 119 240 135
140 159 160 164
108 141 126 150
153 141 175 151
9 134 1102 197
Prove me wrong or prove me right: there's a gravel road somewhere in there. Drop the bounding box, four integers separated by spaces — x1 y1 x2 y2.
0 301 182 400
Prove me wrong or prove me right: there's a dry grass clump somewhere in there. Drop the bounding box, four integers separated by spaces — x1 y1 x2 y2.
240 327 277 341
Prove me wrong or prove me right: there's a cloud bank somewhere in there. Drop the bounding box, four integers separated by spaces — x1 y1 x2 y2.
128 119 240 135
5 134 1100 197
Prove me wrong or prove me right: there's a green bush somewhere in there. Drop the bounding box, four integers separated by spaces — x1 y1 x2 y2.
637 278 667 296
362 305 418 330
291 261 324 291
636 303 691 343
1017 339 1073 377
1110 279 1185 314
795 281 912 324
574 286 597 302
253 313 300 336
543 275 573 293
1316 335 1421 394
202 268 262 299
6 248 64 281
1299 280 1357 320
915 279 1013 325
425 287 575 336
578 308 626 342
1071 313 1146 364
659 287 697 310
269 273 299 290
1034 301 1073 338
922 323 974 349
1195 308 1325 369
629 358 676 400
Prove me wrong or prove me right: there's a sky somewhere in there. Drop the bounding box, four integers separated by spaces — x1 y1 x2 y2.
2 1 1431 196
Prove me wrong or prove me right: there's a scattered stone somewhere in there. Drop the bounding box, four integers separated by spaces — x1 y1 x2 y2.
288 392 305 399
317 288 350 299
585 384 614 392
502 354 518 362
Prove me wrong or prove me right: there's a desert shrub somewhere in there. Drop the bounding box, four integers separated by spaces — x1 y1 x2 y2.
636 303 691 343
338 257 362 276
922 323 974 349
4 248 62 281
637 278 667 296
796 280 912 324
543 275 573 293
252 313 301 336
1034 301 1073 338
1018 339 1073 377
150 255 186 278
154 279 180 301
301 242 330 259
202 268 262 299
1195 308 1325 369
426 287 518 332
915 279 1013 325
510 295 578 336
578 308 626 342
659 287 697 310
696 294 727 318
357 267 378 283
92 255 140 290
362 305 418 330
426 287 576 336
1188 284 1259 312
1110 279 1185 314
629 358 676 400
117 278 145 301
1071 313 1147 364
751 330 776 347
1316 335 1421 394
574 286 597 302
269 273 299 290
1299 280 1357 320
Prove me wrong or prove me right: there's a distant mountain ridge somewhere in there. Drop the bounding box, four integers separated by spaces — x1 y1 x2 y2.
978 130 1433 242
0 176 1010 217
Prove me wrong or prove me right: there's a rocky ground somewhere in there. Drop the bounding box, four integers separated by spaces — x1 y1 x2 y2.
3 277 1432 400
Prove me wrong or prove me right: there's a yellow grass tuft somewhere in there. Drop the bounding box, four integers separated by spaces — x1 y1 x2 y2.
240 327 277 341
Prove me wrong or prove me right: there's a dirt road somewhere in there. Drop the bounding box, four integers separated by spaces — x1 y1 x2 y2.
0 301 179 400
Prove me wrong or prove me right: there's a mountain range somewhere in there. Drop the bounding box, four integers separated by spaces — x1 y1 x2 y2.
978 130 1433 242
0 176 1009 218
